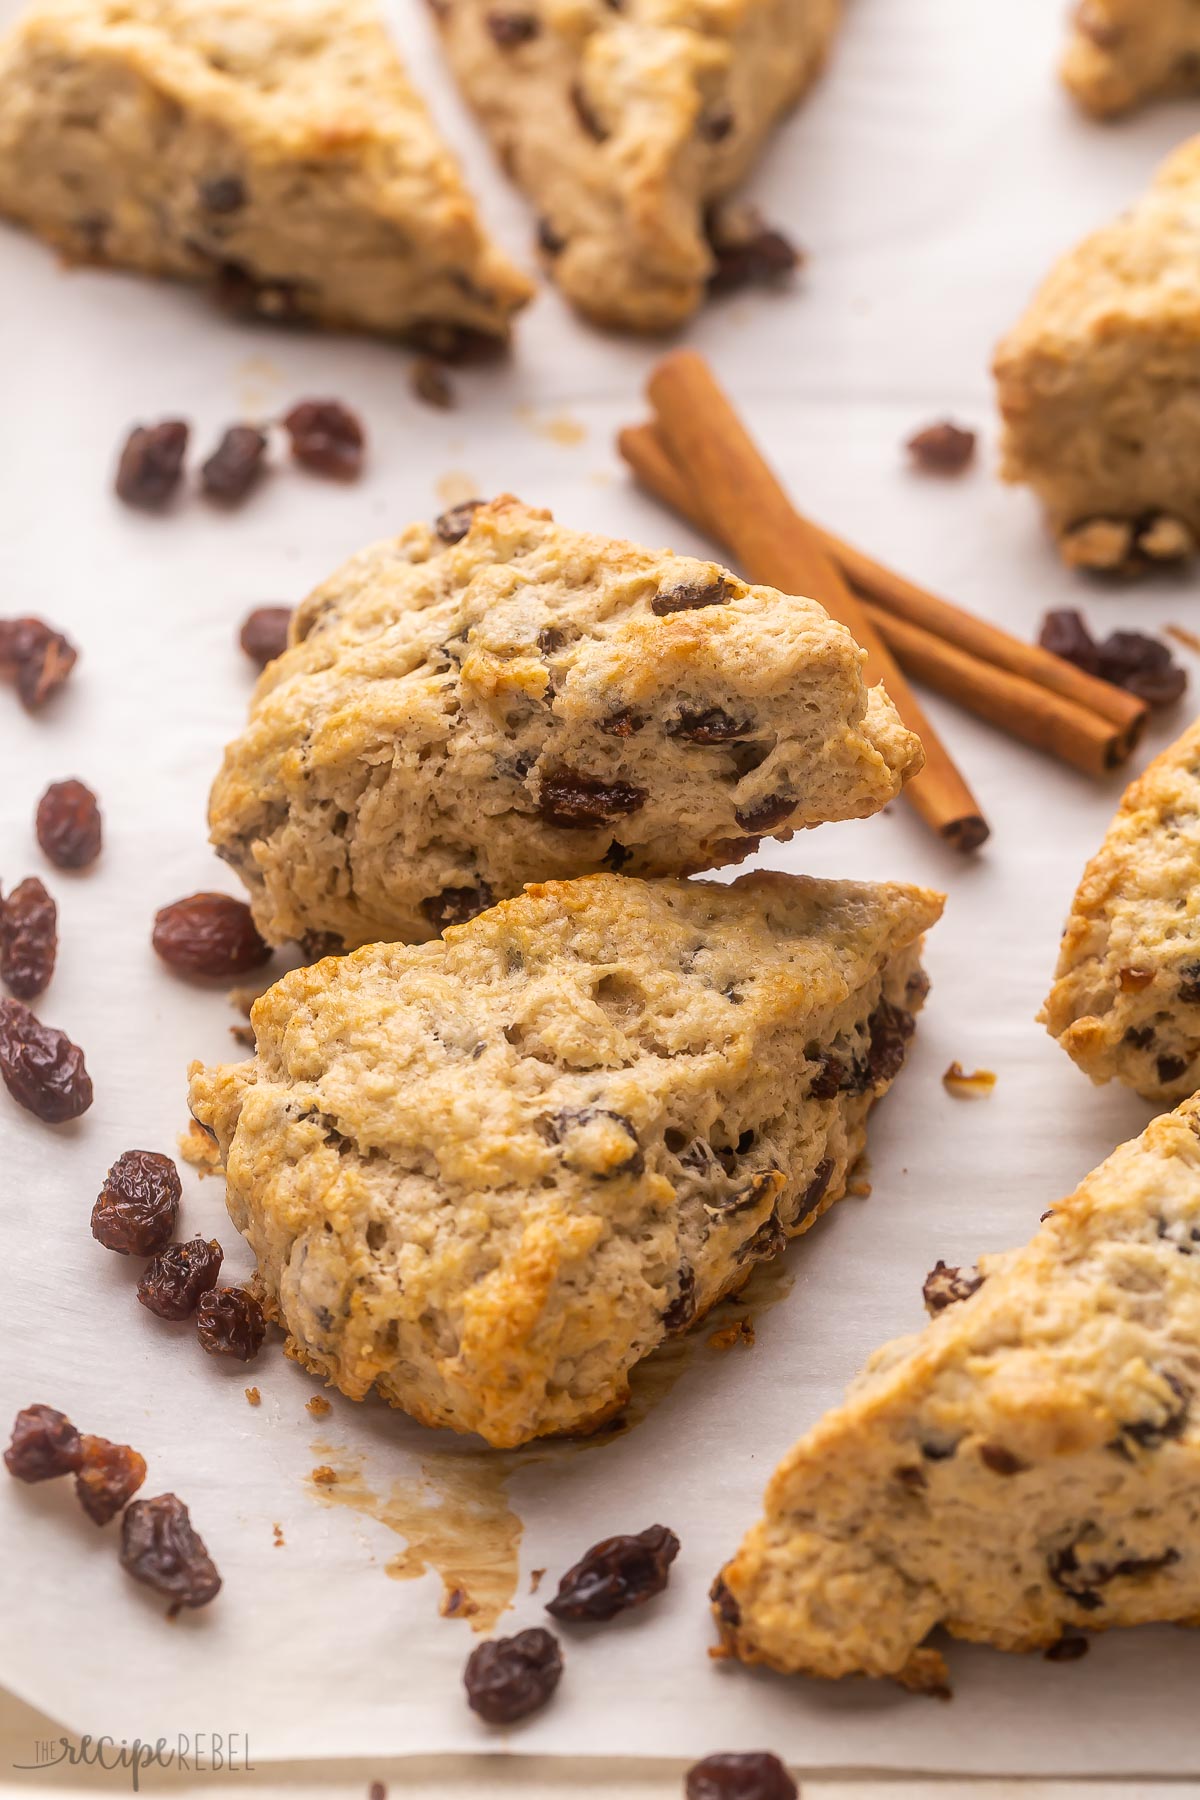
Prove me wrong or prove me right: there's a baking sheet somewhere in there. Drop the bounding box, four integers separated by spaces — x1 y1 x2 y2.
4 0 1200 1774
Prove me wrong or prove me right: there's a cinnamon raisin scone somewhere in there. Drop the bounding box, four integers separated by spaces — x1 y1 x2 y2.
0 0 532 346
188 870 942 1448
208 496 923 951
714 1094 1200 1690
994 137 1200 572
432 0 840 331
1041 718 1200 1103
1063 0 1200 117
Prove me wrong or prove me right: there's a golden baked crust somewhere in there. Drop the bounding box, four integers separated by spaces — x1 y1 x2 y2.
1063 0 1200 117
994 136 1200 571
1041 717 1200 1103
715 1093 1200 1688
0 0 532 343
208 496 923 951
433 0 840 331
188 870 941 1447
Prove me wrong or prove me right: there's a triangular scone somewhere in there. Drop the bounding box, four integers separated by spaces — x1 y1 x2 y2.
1063 0 1200 117
994 138 1200 573
189 870 942 1448
431 0 840 331
0 0 532 346
1042 717 1200 1104
714 1095 1200 1689
208 495 923 951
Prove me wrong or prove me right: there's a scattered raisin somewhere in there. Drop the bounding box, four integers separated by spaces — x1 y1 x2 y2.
152 893 271 979
685 1752 797 1799
0 617 77 710
667 706 750 743
115 420 190 509
463 1628 562 1724
120 1493 222 1610
92 1151 182 1256
707 203 799 294
199 174 246 213
795 1157 834 1222
906 421 976 473
1 877 57 999
652 576 732 615
544 1106 644 1178
1157 1053 1189 1085
4 1404 83 1480
1048 1538 1178 1611
0 998 92 1122
922 1260 984 1315
201 425 268 503
435 499 485 544
867 1000 916 1086
736 1210 786 1263
710 1574 741 1628
213 261 308 323
137 1238 224 1320
979 1443 1028 1476
419 883 494 930
1044 1635 1090 1663
546 1524 679 1621
410 357 455 410
600 707 645 737
282 400 365 480
75 1434 147 1525
196 1287 266 1361
486 9 539 45
1178 962 1200 1004
733 794 795 832
1039 609 1098 670
661 1264 696 1333
36 779 102 870
538 770 647 829
239 606 293 668
1038 610 1186 710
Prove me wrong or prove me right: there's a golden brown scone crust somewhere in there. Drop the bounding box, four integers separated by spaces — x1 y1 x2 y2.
433 0 840 331
208 496 923 951
0 0 531 343
1063 0 1200 118
1041 717 1200 1103
188 870 941 1447
715 1093 1200 1689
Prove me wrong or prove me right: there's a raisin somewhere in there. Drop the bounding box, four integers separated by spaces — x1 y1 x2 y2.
201 425 268 503
906 421 977 473
710 1574 741 1628
699 106 735 142
1044 1635 1090 1663
1178 962 1200 1004
463 1628 562 1724
410 357 455 410
922 1260 984 1315
707 203 799 294
546 1524 680 1622
36 779 102 870
198 174 246 213
733 794 795 832
1 877 57 999
1048 1538 1178 1611
420 883 494 930
119 1493 222 1610
1039 608 1099 672
152 893 271 978
1096 630 1187 709
544 1106 644 1178
239 606 293 668
4 1404 83 1480
75 1434 147 1525
282 400 365 480
651 576 732 616
213 261 308 323
0 998 92 1122
867 999 915 1086
434 499 484 543
603 840 633 871
92 1150 182 1256
1123 1024 1155 1050
538 770 647 829
1157 1053 1189 1085
600 707 646 737
795 1157 834 1223
736 1210 786 1263
685 1754 797 1800
0 617 77 710
809 1053 843 1101
667 707 751 743
979 1443 1028 1476
1118 1372 1190 1450
137 1238 224 1320
486 9 539 44
196 1287 266 1361
662 1264 696 1333
115 420 190 508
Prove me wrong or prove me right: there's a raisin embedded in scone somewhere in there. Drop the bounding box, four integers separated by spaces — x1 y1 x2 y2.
207 496 924 951
432 0 840 332
1063 0 1200 117
714 1095 1200 1690
187 870 942 1448
1042 717 1200 1103
0 0 532 345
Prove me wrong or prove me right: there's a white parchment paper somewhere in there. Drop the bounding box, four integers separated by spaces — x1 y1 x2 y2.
4 0 1200 1774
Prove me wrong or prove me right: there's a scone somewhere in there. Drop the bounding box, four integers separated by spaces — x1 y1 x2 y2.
432 0 840 331
0 0 532 346
208 496 923 951
994 137 1200 572
1042 717 1200 1103
1063 0 1200 117
714 1095 1200 1689
188 870 942 1448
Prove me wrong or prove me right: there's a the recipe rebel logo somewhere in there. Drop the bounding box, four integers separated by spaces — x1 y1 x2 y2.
12 1733 254 1788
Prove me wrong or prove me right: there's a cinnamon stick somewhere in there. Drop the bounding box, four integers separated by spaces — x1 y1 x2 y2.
642 352 989 852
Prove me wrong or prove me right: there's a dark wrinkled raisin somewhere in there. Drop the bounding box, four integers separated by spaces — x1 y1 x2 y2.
685 1752 798 1799
795 1157 834 1223
1044 1635 1090 1663
1123 1023 1155 1050
92 1150 182 1256
906 421 976 473
668 707 751 743
36 779 102 870
464 1627 562 1724
282 400 365 480
570 80 608 141
196 1287 266 1361
486 10 539 46
115 420 190 508
922 1260 984 1315
707 203 799 294
213 260 308 323
120 1493 222 1610
1157 1053 1189 1085
434 499 484 543
600 707 645 737
137 1238 224 1320
4 1404 83 1480
545 1106 644 1178
0 617 77 710
201 425 268 503
538 770 647 829
420 883 494 930
662 1264 696 1333
703 1169 779 1219
410 357 454 410
152 893 271 978
1048 1537 1178 1611
239 606 293 668
0 998 92 1122
733 794 795 832
979 1443 1028 1476
1 877 56 999
1178 962 1200 1004
75 1434 147 1525
652 576 732 616
1039 609 1098 671
736 1210 786 1263
199 174 246 213
710 1574 741 1629
603 840 633 871
809 1053 843 1101
867 999 915 1086
546 1524 680 1621
1096 631 1187 709
1118 1372 1190 1450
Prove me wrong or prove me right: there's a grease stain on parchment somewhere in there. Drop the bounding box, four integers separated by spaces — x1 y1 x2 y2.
435 470 483 509
517 407 587 448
